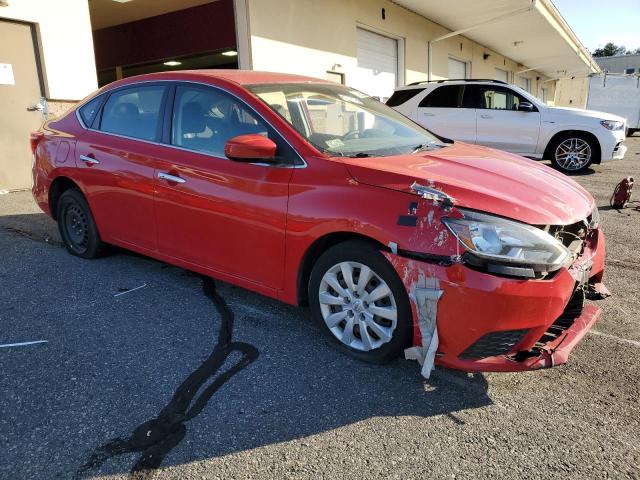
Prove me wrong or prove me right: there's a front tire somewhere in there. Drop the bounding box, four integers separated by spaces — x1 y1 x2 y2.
548 133 597 173
308 240 412 364
56 189 105 259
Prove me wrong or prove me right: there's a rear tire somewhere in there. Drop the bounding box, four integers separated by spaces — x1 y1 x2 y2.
56 189 105 259
308 240 412 364
547 133 597 173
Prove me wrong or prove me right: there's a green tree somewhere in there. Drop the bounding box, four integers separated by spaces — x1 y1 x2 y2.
592 42 627 57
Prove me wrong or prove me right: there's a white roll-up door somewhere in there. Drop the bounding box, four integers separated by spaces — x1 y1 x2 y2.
352 27 398 102
448 57 467 79
495 68 509 83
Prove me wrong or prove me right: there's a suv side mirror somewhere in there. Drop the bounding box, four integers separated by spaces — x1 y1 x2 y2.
224 134 277 163
517 101 535 112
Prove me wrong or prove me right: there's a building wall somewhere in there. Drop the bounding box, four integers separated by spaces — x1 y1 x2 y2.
554 76 589 108
0 0 97 102
244 0 555 102
596 54 640 74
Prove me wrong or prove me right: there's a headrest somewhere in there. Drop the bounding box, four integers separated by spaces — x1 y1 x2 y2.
113 102 139 118
181 101 206 134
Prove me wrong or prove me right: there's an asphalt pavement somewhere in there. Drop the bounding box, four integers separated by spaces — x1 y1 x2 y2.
1 137 639 479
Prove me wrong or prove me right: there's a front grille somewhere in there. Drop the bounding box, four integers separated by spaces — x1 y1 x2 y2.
534 289 584 347
459 329 529 360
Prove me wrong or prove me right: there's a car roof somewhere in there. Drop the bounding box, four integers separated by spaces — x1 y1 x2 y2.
394 79 509 92
108 69 336 88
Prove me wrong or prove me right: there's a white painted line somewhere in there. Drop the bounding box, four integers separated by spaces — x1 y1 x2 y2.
113 283 148 297
0 190 9 195
0 340 48 349
589 330 640 348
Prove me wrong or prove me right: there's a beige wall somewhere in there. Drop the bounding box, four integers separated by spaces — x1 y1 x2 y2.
0 0 98 101
244 0 555 102
554 76 589 108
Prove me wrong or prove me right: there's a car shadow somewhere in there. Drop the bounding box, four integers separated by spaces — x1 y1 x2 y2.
0 213 493 479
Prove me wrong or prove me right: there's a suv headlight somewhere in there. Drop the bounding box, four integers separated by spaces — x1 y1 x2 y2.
600 120 624 131
443 209 570 273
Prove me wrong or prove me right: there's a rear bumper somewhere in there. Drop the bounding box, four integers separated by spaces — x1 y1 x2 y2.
386 227 606 374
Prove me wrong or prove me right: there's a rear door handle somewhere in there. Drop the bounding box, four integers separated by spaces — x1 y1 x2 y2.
79 154 100 165
480 114 493 119
422 112 435 117
158 172 186 184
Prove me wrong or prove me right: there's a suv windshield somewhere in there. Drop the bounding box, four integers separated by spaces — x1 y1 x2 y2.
247 83 445 157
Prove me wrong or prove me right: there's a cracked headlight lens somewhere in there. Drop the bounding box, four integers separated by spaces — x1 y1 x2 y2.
442 209 570 271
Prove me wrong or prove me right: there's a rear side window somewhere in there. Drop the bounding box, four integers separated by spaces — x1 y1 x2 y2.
99 86 165 141
386 88 425 107
419 85 464 108
78 95 103 127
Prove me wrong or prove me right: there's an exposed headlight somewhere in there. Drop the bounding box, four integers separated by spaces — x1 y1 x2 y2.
588 205 600 229
600 120 624 131
443 209 570 273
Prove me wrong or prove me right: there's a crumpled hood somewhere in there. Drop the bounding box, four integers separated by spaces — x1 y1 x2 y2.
341 142 595 226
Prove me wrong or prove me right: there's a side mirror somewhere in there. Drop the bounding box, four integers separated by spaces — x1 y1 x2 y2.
224 134 277 163
517 101 535 112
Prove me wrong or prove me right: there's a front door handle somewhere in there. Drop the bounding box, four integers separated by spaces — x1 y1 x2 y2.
158 172 186 184
79 154 100 165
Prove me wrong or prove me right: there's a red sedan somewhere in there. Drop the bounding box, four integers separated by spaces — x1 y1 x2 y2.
31 70 608 377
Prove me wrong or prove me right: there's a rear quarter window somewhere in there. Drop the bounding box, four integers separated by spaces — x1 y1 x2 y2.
419 85 464 108
78 95 104 127
386 88 425 107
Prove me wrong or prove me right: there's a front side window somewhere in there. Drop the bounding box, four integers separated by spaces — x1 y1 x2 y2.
419 85 464 108
478 86 528 110
171 85 296 164
100 86 165 141
248 83 444 157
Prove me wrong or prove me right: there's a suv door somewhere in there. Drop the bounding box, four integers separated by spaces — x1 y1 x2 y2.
416 85 476 143
153 83 294 291
74 84 168 251
470 85 541 154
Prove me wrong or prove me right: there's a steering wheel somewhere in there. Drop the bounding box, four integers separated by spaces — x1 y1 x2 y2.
342 129 361 141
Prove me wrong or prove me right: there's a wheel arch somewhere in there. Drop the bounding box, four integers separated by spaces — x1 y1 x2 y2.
49 176 83 221
543 130 602 164
296 232 388 306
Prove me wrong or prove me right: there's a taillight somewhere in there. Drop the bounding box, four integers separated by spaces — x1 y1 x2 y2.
30 131 44 154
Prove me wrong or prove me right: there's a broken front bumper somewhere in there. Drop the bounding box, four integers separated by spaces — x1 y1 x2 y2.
386 227 606 375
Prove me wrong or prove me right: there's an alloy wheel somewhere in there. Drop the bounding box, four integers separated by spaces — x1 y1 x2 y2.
318 261 398 352
554 137 592 171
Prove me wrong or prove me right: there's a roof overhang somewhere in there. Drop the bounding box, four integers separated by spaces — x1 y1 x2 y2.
392 0 600 78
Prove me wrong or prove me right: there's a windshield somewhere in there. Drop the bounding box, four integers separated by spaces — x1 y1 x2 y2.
247 83 445 157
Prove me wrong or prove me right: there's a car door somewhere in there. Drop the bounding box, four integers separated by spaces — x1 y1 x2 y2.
74 84 168 251
415 85 476 143
153 83 294 290
471 85 541 154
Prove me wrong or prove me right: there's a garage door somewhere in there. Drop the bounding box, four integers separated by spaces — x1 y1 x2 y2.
495 68 509 83
448 58 467 79
352 28 398 102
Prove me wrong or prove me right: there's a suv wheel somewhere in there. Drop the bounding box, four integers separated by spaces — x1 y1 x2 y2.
548 133 597 173
308 240 412 363
57 189 105 259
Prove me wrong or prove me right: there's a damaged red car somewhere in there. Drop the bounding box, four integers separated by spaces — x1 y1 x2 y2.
32 71 609 377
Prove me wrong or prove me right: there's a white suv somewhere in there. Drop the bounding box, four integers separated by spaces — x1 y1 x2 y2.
388 79 627 173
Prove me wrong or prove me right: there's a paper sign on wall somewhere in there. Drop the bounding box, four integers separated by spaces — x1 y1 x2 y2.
0 63 15 85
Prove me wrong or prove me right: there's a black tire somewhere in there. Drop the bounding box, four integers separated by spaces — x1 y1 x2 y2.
628 129 638 137
547 132 598 173
308 240 412 364
56 189 105 259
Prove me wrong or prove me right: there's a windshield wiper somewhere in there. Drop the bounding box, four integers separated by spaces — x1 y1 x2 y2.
411 143 442 154
345 152 374 158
